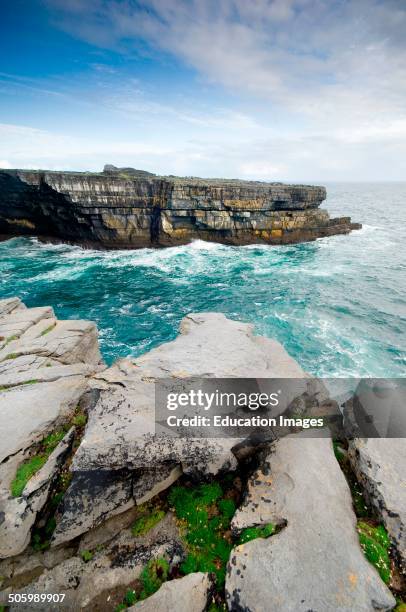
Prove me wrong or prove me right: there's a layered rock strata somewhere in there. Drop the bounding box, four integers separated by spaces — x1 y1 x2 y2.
0 167 361 248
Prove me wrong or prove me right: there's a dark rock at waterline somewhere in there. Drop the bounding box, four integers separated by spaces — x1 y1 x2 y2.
0 167 361 248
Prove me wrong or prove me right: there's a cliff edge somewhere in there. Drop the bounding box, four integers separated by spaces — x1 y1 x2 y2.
0 166 361 248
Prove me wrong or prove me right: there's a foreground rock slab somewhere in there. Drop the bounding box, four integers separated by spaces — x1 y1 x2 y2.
226 434 395 611
0 298 103 559
3 513 183 611
51 313 312 544
128 572 212 612
349 438 406 572
75 313 306 472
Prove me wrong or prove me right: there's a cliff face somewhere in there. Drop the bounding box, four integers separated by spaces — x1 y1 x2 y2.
0 168 361 248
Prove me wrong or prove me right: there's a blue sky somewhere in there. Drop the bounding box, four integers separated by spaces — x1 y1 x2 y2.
0 0 405 180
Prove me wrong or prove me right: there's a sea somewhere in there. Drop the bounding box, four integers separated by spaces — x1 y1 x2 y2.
0 182 405 377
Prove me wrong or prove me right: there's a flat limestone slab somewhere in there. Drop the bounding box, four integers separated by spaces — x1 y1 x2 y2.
0 307 54 350
226 434 395 611
349 438 406 571
0 297 25 317
74 313 306 473
0 319 101 365
0 377 87 463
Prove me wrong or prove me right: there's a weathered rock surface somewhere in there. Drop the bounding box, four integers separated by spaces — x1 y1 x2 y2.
0 430 74 559
0 298 104 559
0 299 400 612
349 438 406 572
52 312 337 545
127 572 212 612
0 167 361 248
226 434 395 611
2 512 182 611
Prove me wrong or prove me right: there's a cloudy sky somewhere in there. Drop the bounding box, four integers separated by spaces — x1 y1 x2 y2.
0 0 405 180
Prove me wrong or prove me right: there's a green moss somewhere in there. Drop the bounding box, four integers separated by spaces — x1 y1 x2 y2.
207 604 227 612
139 558 169 599
168 482 235 587
10 428 69 497
80 549 94 563
131 507 166 537
238 523 276 544
351 481 369 517
40 324 56 336
72 411 87 427
357 521 391 584
333 440 345 462
11 455 48 497
114 558 169 610
42 430 67 454
5 334 18 344
395 599 406 611
31 516 57 552
4 352 19 360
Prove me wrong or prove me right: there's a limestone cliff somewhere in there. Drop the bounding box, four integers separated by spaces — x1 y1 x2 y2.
0 167 361 248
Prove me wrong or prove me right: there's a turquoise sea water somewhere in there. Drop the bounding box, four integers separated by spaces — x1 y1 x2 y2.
0 182 405 377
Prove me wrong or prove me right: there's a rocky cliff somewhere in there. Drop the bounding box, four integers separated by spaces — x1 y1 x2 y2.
0 298 403 611
0 167 361 248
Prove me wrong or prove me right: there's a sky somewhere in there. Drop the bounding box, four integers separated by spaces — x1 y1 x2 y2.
0 0 405 181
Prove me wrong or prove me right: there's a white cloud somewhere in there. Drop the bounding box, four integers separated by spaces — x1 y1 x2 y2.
4 1 406 179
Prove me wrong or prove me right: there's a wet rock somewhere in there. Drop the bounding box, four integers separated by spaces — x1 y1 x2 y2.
128 572 212 612
349 438 406 571
226 433 395 611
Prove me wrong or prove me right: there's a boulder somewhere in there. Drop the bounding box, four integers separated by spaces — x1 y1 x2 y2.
128 572 212 612
226 434 395 611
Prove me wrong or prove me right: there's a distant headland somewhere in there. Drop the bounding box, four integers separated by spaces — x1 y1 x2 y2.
0 165 361 249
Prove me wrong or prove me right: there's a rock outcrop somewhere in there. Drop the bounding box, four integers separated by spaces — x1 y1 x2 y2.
0 299 402 612
0 167 361 248
226 434 395 611
0 298 103 559
349 438 406 573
